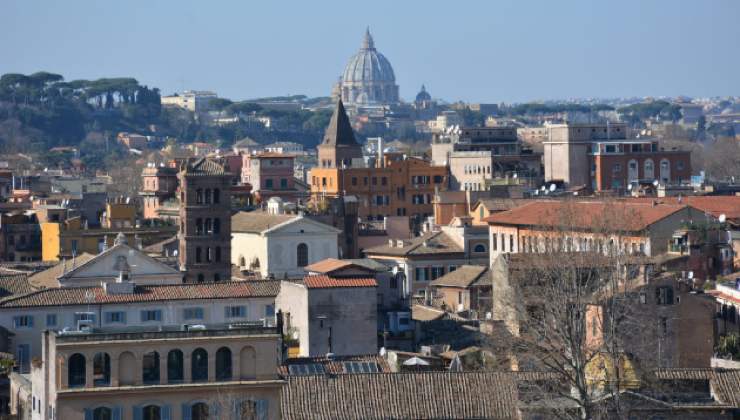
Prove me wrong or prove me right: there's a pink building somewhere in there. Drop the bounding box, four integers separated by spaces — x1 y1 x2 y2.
242 153 302 203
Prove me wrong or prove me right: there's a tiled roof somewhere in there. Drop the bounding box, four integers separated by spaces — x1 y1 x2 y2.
280 371 519 420
363 231 464 257
231 211 296 233
278 354 392 376
27 253 97 289
430 265 489 288
304 258 381 275
0 280 280 309
485 200 689 232
712 369 740 406
234 137 260 147
303 275 377 289
0 273 34 298
411 304 446 322
626 196 740 222
181 157 227 176
474 198 528 212
143 236 178 254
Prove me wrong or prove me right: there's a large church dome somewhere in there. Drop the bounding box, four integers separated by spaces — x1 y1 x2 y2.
337 29 400 106
342 30 396 83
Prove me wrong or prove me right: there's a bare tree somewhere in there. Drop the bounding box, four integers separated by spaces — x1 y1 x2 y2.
490 199 661 419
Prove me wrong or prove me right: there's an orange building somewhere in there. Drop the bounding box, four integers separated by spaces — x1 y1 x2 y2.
310 98 448 221
311 154 448 221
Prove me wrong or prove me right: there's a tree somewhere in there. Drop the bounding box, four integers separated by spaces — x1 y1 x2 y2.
490 200 660 419
703 136 740 181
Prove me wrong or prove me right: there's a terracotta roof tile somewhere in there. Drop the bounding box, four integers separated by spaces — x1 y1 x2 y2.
0 273 34 298
363 231 464 257
485 200 689 232
280 371 519 420
430 265 489 288
279 354 392 376
0 280 280 308
303 275 376 289
232 211 297 233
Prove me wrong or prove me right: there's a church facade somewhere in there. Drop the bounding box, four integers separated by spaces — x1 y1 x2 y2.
334 29 400 107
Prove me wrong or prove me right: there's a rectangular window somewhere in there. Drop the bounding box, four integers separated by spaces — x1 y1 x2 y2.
372 177 377 185
104 311 126 324
184 307 204 320
140 310 162 322
265 179 274 189
351 177 358 186
363 177 368 186
17 344 30 374
414 267 427 282
492 234 497 251
510 235 514 251
225 306 247 318
280 178 288 189
46 314 57 327
13 316 34 329
448 265 457 272
265 304 275 317
430 266 445 280
381 177 387 186
655 287 674 305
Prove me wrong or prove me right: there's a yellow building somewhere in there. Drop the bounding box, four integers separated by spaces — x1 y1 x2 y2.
41 203 176 261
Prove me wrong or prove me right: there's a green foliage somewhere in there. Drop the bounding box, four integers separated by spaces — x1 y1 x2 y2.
617 100 682 124
505 103 614 116
225 101 262 115
716 334 740 359
208 97 233 111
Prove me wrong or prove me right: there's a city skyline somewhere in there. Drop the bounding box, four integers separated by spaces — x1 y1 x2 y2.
2 0 740 103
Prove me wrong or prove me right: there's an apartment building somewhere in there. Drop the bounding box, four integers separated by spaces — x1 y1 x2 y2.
13 323 282 420
543 123 691 192
431 126 541 191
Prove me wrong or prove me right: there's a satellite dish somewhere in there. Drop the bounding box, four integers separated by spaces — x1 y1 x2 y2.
549 184 557 192
719 214 726 223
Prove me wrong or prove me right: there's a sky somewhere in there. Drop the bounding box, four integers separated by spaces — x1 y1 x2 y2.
2 0 739 104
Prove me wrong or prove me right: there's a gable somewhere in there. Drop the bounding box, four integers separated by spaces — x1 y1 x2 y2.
267 217 341 236
60 245 179 281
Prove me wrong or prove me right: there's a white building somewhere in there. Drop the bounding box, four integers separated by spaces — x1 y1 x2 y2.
264 141 304 155
28 232 182 288
160 90 217 114
0 280 279 372
231 211 340 278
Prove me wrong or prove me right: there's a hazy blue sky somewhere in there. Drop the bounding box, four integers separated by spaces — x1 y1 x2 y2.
2 0 739 103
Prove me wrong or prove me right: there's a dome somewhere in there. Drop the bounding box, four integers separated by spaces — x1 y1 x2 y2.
342 29 396 84
416 85 431 102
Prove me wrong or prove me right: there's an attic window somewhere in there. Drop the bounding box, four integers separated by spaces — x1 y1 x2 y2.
344 361 379 373
288 364 325 376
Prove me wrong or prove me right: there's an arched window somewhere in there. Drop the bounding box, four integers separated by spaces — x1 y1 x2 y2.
93 352 110 386
473 244 487 253
205 189 212 204
215 247 221 263
644 159 655 180
213 218 220 234
297 243 308 267
196 247 202 263
239 256 246 267
192 402 209 420
197 273 204 283
68 353 86 388
660 158 670 182
215 347 232 381
93 407 112 420
167 350 183 383
192 348 208 382
142 351 160 384
213 188 220 204
142 405 161 420
196 189 203 204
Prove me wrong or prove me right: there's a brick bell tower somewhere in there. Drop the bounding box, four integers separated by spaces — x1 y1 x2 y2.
177 158 232 283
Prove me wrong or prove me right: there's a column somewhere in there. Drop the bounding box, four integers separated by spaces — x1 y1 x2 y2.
85 355 94 388
207 350 216 382
110 356 119 387
159 355 168 385
183 353 192 383
232 350 240 381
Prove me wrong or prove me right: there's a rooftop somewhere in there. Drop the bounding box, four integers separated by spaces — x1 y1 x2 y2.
363 231 463 257
280 371 518 420
302 275 377 289
485 200 690 232
231 211 297 233
429 265 489 289
0 280 280 309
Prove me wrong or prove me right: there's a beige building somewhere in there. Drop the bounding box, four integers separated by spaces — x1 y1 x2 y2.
276 275 378 358
160 90 218 114
13 323 282 420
